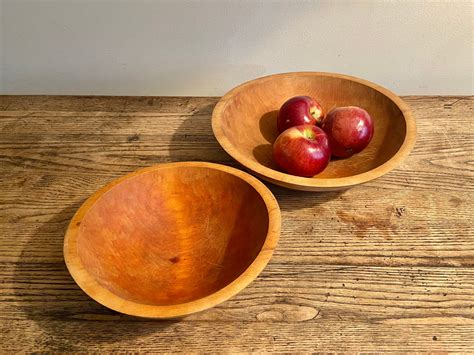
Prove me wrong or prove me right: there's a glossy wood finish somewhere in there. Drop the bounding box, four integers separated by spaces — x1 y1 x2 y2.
1 95 473 352
212 72 417 190
64 162 281 318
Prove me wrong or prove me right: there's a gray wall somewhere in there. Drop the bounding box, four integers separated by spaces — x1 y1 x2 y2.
1 0 472 96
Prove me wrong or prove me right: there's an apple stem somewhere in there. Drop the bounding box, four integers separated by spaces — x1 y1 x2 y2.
310 107 323 125
303 129 314 140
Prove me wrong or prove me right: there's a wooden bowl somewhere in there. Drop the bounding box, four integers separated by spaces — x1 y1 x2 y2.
64 162 280 318
212 72 416 191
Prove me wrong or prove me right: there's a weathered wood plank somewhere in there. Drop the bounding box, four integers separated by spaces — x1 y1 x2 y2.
1 319 473 352
0 184 472 267
2 262 473 321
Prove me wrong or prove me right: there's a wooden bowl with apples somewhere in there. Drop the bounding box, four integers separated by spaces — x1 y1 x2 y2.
64 162 281 318
212 72 416 191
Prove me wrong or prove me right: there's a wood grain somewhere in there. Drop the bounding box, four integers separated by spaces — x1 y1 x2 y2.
0 95 473 352
64 162 280 318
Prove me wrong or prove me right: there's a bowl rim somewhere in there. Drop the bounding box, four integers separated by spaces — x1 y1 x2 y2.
211 71 417 190
63 161 281 318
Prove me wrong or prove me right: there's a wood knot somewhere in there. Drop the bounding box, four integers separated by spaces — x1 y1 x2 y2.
169 256 180 263
256 305 320 322
127 134 140 142
395 207 406 218
256 310 284 322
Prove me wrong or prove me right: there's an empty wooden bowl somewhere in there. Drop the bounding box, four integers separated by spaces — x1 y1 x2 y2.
64 162 281 318
212 72 416 191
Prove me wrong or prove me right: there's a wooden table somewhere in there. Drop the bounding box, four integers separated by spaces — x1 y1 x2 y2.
0 95 472 352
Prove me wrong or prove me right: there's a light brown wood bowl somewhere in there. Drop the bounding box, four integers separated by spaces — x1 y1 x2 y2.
64 162 281 318
212 72 416 191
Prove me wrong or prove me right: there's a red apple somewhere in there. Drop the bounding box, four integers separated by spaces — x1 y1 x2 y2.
321 106 374 158
273 124 330 177
277 95 323 133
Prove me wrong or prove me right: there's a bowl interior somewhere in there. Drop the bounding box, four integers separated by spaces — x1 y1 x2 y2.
219 73 407 178
77 166 269 306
